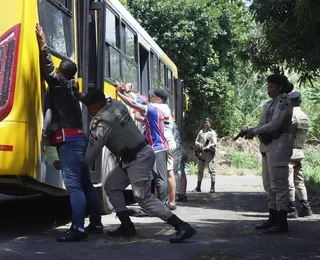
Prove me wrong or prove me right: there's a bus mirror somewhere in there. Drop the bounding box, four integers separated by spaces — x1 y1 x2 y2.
183 93 189 112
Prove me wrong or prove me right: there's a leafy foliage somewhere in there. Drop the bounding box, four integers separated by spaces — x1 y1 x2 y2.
248 0 320 79
122 0 258 140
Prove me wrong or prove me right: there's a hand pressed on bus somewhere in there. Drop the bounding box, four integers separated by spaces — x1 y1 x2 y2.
35 23 47 48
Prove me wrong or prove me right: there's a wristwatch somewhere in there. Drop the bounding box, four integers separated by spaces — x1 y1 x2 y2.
41 45 49 51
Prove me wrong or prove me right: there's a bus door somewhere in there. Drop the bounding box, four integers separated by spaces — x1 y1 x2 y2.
174 78 185 141
80 1 106 183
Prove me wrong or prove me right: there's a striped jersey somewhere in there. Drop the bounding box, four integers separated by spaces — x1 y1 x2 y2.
143 104 168 151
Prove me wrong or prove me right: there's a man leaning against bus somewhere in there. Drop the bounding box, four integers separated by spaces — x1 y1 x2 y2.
35 24 103 242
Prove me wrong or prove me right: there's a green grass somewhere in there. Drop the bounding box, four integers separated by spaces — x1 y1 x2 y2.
302 148 320 190
186 161 198 175
225 150 261 171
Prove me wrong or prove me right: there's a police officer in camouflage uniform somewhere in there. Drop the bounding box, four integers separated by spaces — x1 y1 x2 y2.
287 92 313 218
245 74 293 233
79 88 196 243
193 118 217 193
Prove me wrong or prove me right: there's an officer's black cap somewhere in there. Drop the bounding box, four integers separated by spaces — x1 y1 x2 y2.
149 88 168 102
82 89 106 106
205 118 213 124
289 91 302 104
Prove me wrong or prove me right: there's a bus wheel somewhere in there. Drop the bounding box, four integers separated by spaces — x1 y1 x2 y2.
99 152 116 215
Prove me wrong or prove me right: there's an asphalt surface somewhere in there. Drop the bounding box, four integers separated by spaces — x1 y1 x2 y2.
0 175 319 260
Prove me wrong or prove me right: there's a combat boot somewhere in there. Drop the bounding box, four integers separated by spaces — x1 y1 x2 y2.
167 214 197 243
192 181 201 192
267 210 288 233
255 209 277 230
107 210 137 237
298 200 313 217
210 182 215 193
287 201 298 219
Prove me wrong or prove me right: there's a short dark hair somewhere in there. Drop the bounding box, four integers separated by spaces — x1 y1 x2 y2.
59 59 77 80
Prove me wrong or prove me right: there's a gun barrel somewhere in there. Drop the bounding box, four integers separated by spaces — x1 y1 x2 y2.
233 133 241 141
233 130 247 141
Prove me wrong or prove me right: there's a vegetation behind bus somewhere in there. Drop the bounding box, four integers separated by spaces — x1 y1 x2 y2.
121 0 256 140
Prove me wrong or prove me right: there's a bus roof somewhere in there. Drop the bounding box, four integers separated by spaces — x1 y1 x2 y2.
106 0 178 75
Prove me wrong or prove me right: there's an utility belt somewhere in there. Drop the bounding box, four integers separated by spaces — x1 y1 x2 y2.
258 131 282 145
120 140 148 163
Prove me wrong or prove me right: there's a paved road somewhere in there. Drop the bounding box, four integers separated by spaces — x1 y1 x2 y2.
0 175 319 260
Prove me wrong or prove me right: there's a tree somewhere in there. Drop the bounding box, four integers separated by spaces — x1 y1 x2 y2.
248 0 320 80
122 0 255 139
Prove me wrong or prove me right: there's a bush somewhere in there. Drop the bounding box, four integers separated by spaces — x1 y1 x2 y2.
186 161 198 175
225 150 261 170
303 148 320 189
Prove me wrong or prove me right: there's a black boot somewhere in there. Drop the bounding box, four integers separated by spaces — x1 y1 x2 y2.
167 214 197 243
268 210 288 233
298 200 313 217
107 211 137 237
192 181 201 192
210 182 215 193
177 194 188 202
255 209 277 230
288 201 298 219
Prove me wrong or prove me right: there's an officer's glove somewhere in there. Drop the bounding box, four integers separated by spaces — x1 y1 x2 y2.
245 128 256 140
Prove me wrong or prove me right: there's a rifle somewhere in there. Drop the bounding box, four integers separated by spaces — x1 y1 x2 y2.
233 129 248 141
195 138 211 161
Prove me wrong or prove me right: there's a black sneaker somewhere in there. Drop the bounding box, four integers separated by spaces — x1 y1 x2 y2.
298 207 313 217
177 195 188 202
56 227 88 242
107 223 137 238
85 224 104 234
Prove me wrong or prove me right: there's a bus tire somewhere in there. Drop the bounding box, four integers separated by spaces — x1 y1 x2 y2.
99 149 116 215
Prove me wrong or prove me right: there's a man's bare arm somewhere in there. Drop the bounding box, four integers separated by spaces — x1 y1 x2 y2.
116 89 146 114
134 111 145 122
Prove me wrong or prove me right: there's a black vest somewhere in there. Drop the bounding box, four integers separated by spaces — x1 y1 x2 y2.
47 77 83 129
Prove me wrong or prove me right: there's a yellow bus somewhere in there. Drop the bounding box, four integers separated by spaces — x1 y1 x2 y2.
0 0 187 213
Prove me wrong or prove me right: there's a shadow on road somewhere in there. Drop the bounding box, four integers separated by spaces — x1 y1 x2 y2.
0 195 72 239
182 191 268 213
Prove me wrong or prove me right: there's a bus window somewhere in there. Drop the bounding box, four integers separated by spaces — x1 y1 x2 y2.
121 24 136 61
38 0 74 58
159 61 165 88
105 8 119 47
150 52 158 90
168 69 172 91
109 47 121 82
122 58 138 91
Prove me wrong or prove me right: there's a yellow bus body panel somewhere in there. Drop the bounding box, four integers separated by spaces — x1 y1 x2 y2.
0 0 42 178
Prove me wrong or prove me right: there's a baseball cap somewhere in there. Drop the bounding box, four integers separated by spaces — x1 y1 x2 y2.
149 88 168 102
81 88 106 106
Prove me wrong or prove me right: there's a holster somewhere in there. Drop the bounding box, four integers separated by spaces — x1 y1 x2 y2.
121 141 148 163
258 133 273 145
258 131 282 145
